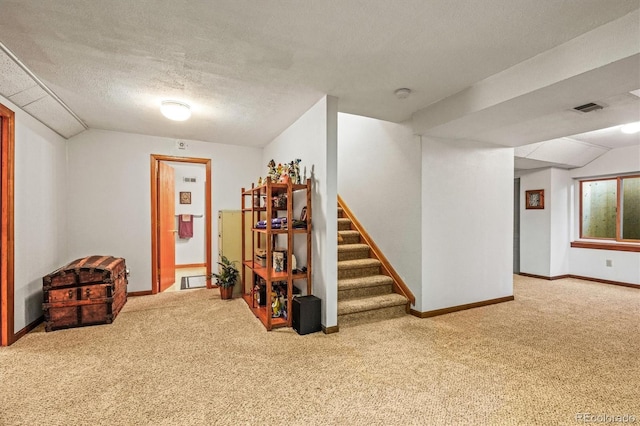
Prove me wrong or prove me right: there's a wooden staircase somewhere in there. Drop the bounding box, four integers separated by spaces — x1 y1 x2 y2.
337 197 415 326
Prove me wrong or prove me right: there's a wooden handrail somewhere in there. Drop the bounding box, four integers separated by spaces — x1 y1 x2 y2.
338 195 416 306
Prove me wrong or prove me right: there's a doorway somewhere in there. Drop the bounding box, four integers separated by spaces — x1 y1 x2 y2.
167 160 208 291
0 103 15 346
150 155 212 294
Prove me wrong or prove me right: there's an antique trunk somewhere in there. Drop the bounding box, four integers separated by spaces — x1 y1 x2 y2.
42 255 128 332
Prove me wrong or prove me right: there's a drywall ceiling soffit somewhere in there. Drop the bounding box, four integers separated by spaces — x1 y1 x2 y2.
570 123 640 149
0 45 86 138
514 157 572 170
515 137 610 168
0 1 638 147
421 54 640 147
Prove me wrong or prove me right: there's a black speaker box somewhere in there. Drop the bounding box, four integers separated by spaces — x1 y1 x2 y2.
292 295 321 335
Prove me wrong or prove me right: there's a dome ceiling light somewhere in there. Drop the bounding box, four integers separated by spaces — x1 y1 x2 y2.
160 101 191 121
620 122 640 134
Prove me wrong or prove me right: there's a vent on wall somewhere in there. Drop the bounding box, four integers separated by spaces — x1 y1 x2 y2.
183 177 197 183
573 102 604 113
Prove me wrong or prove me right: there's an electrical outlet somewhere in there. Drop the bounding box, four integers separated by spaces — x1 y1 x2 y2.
606 259 612 267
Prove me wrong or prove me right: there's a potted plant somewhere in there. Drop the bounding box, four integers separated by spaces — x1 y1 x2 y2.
209 255 239 300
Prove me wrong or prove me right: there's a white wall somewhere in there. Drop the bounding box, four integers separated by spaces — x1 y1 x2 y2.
66 129 262 292
261 96 338 328
422 137 514 311
549 168 570 277
1 95 69 333
568 145 640 284
517 168 552 276
171 163 206 265
337 113 422 308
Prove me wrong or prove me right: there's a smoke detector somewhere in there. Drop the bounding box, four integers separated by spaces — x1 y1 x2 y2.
394 88 412 99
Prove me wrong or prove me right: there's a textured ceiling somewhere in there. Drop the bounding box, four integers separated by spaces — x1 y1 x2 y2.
0 0 638 147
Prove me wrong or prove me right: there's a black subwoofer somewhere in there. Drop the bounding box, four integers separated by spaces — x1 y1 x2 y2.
292 295 321 335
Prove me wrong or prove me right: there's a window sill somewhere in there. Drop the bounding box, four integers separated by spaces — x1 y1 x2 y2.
571 241 640 253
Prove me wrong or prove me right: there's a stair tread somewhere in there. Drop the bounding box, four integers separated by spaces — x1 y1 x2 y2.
338 275 394 290
337 244 369 252
338 258 381 269
338 293 408 316
338 230 359 236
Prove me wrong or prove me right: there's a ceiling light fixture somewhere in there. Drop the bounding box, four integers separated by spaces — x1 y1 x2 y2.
394 88 412 99
620 121 640 134
160 100 191 121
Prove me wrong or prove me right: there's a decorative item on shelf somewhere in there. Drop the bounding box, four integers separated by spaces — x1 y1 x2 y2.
276 163 284 181
253 284 261 306
257 176 263 187
271 290 281 317
273 250 285 273
267 159 279 183
271 283 288 318
255 248 267 267
272 193 287 209
289 159 301 184
253 278 267 308
208 255 239 300
278 289 287 319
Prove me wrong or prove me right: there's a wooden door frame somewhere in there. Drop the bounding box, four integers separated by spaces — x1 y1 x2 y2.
0 103 15 346
150 155 212 294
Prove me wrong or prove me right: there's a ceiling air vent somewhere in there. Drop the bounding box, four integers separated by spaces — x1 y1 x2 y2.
573 102 604 113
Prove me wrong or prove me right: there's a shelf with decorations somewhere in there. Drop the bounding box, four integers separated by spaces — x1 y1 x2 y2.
240 161 311 331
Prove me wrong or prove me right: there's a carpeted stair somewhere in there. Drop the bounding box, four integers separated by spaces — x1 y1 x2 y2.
337 203 409 326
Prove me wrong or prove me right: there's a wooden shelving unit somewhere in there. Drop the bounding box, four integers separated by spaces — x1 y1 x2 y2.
241 178 312 330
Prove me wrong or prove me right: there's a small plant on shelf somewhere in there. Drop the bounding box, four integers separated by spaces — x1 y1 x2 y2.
209 255 239 300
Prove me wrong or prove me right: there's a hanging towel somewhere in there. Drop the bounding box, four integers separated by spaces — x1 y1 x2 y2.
178 214 193 238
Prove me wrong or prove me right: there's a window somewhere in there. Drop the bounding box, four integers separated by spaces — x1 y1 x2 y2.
580 175 640 242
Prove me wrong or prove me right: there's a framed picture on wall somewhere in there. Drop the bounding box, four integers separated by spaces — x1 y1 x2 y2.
179 191 192 204
525 189 544 209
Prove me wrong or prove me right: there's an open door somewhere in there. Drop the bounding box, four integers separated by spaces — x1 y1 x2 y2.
151 154 212 295
158 161 176 292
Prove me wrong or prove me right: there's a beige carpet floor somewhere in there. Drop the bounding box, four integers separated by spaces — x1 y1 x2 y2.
1 275 638 425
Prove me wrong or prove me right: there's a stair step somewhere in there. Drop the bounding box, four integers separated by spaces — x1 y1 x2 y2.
337 207 344 218
337 218 352 231
338 293 408 316
338 230 360 245
337 243 370 261
339 274 394 291
338 275 394 300
338 258 381 269
338 258 381 279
